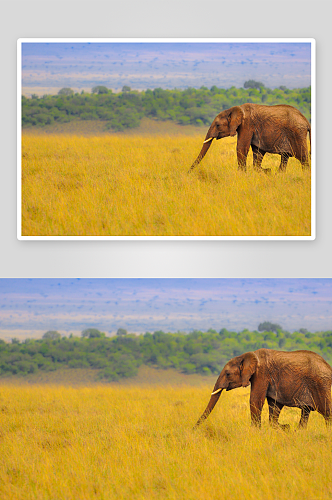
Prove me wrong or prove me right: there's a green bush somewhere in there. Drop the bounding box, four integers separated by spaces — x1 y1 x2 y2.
0 323 329 382
22 85 311 131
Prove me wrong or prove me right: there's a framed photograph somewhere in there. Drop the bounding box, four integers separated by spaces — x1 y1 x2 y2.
18 39 315 240
1 277 332 497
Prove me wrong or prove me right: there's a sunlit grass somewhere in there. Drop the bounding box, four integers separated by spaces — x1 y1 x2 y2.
0 384 330 499
21 134 311 236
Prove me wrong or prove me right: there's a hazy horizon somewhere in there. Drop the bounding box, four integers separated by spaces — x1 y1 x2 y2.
21 41 311 97
0 278 330 341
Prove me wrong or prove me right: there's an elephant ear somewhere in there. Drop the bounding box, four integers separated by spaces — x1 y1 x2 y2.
239 352 259 387
228 106 244 136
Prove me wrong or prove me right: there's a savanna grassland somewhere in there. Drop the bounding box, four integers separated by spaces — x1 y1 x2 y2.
21 121 311 237
0 381 331 500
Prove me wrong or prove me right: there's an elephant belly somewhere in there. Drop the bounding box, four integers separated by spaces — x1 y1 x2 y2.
266 383 313 408
251 131 293 155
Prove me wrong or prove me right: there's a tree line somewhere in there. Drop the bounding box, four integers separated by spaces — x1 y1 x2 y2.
22 83 311 132
1 325 330 381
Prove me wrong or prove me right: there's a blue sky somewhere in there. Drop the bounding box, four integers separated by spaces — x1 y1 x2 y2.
21 41 311 96
0 279 330 340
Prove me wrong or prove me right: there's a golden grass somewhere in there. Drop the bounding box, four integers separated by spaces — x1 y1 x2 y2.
21 133 311 236
0 384 330 500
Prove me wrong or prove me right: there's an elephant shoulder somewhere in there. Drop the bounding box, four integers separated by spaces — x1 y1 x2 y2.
241 103 256 114
253 348 272 363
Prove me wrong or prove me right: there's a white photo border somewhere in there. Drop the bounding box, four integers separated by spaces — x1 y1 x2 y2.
17 38 316 241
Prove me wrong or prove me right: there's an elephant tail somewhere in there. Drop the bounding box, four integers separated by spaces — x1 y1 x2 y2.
308 125 311 158
193 388 223 429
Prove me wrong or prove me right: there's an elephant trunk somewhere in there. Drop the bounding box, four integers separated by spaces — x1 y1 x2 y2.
188 137 214 173
193 388 223 428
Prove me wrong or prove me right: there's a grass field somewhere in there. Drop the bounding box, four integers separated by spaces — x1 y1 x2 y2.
21 121 311 237
0 381 330 500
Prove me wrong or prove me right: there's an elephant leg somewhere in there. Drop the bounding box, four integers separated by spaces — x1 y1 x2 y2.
299 153 310 170
249 395 266 428
251 144 265 172
278 153 290 172
316 398 332 427
267 397 284 427
324 414 332 428
298 406 311 429
267 397 290 430
295 141 310 170
237 139 251 172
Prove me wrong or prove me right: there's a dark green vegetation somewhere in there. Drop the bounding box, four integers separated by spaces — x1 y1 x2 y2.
22 85 311 132
2 327 331 382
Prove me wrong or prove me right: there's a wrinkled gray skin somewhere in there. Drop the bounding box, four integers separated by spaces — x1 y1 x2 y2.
188 104 311 173
194 349 332 430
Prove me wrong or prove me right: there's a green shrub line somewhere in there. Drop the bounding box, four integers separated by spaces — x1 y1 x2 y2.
22 85 311 131
1 326 330 381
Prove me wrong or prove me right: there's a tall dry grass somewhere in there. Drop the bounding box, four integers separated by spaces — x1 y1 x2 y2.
21 134 311 236
0 384 330 499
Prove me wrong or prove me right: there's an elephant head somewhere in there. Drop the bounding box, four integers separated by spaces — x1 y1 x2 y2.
194 351 259 428
188 106 245 172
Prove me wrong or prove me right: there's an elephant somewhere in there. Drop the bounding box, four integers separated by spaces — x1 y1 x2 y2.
188 104 311 173
194 349 332 430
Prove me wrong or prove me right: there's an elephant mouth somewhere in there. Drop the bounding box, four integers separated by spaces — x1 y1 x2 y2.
226 382 240 391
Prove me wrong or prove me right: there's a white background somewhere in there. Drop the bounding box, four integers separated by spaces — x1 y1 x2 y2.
1 0 331 278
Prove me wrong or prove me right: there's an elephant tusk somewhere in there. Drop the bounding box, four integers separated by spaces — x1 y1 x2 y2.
203 137 213 144
211 388 222 395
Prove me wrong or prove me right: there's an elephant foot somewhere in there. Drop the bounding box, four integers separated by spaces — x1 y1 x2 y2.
263 168 272 175
270 422 290 431
280 424 290 431
324 417 332 428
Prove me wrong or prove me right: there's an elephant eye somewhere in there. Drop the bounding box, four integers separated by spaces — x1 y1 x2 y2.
225 371 230 377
